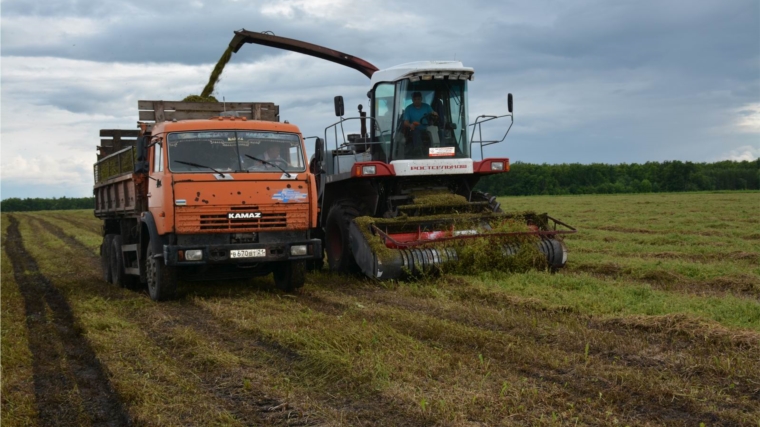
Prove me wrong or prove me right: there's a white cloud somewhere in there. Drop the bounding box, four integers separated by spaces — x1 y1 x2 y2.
717 145 760 162
734 103 760 133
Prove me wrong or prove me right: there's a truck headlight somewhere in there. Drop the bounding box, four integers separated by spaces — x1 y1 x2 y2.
362 165 376 175
185 249 203 261
491 161 505 171
290 245 307 256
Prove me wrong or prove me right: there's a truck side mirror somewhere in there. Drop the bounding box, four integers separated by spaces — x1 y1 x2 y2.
507 93 513 114
334 96 344 117
134 136 149 173
314 137 325 164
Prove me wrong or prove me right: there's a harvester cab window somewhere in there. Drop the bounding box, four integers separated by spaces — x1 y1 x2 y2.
390 78 470 161
373 83 395 143
371 83 395 163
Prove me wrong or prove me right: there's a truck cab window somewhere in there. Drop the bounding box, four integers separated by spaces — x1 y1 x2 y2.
166 131 305 173
152 141 163 172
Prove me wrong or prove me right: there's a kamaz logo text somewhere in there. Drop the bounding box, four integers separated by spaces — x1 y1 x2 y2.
410 164 468 171
228 212 262 219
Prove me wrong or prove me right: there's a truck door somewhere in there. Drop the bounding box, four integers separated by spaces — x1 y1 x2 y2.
148 136 168 234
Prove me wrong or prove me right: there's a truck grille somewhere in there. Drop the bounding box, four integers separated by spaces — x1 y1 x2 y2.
175 205 309 233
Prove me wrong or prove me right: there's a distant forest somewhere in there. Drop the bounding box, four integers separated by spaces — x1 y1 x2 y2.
0 161 757 212
476 160 759 196
1 197 94 213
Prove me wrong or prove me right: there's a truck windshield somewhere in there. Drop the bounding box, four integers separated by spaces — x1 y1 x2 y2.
167 131 305 173
388 79 470 161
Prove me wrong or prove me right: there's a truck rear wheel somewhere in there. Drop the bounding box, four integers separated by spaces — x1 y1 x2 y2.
146 242 177 301
325 201 360 273
101 234 115 283
111 235 139 289
272 261 305 292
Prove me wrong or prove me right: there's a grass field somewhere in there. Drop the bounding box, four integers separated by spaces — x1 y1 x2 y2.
2 192 759 426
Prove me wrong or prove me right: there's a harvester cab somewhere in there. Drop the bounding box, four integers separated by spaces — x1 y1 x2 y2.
229 29 576 280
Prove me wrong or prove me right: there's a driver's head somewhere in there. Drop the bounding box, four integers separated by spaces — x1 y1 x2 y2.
412 91 423 107
266 143 280 159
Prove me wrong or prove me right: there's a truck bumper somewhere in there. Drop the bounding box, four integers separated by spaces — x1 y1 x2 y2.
163 239 322 266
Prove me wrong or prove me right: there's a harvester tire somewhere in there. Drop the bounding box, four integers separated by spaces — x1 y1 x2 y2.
325 201 361 273
273 260 305 292
146 242 177 301
101 234 115 283
473 191 502 213
110 235 139 290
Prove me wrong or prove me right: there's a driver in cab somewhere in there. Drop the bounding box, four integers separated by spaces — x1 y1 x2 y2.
246 142 289 170
403 91 438 152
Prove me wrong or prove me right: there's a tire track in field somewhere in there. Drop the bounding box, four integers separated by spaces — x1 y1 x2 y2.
34 216 432 427
4 216 131 427
31 217 306 426
300 282 758 425
47 213 102 235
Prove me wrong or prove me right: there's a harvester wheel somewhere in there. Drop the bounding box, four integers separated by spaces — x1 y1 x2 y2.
110 235 140 290
146 242 177 301
101 234 115 283
273 261 305 292
325 201 361 273
473 191 502 213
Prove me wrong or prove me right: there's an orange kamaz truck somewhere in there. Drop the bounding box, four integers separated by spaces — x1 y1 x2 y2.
94 100 322 300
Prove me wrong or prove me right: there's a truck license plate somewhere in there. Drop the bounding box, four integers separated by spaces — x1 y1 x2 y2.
230 249 267 258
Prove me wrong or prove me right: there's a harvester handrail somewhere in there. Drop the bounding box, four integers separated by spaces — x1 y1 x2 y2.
469 113 514 160
323 116 383 156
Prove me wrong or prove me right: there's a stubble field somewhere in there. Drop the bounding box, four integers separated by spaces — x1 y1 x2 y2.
2 192 759 426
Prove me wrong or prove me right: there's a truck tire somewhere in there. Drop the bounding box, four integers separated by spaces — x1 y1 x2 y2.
273 260 305 292
146 242 177 301
110 235 139 290
324 201 361 273
101 234 115 283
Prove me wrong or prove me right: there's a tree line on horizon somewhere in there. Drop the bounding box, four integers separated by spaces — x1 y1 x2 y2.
1 196 95 213
0 160 757 212
476 160 759 196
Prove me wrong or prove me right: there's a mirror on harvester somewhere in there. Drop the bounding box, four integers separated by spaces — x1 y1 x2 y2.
508 93 513 114
334 96 344 117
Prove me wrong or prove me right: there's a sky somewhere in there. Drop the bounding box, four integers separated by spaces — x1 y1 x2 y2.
1 0 758 199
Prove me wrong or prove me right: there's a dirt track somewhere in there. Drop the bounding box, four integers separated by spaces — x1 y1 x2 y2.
4 216 130 427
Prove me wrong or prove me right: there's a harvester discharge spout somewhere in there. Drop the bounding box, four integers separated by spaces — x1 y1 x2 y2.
229 29 379 78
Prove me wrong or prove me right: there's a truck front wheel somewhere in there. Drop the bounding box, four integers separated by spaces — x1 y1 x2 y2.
272 261 305 292
146 243 177 301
